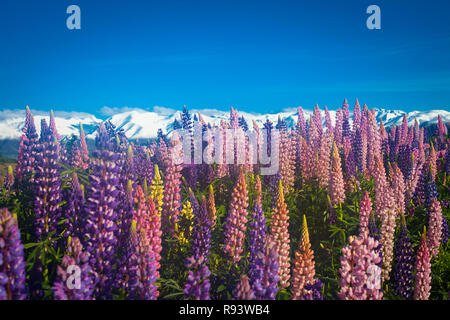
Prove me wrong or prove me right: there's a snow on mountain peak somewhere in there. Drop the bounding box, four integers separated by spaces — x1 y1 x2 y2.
0 105 449 141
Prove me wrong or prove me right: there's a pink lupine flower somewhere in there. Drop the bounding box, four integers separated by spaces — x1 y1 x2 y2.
317 132 332 188
223 168 249 264
135 186 162 277
291 215 316 299
334 109 343 148
162 131 183 236
353 98 361 132
270 180 291 289
49 110 61 141
367 112 382 176
328 142 345 206
414 230 432 300
428 143 437 180
324 105 333 134
389 163 405 216
312 104 323 138
338 233 383 300
296 106 306 138
359 191 372 235
380 191 397 281
427 199 443 258
373 156 388 218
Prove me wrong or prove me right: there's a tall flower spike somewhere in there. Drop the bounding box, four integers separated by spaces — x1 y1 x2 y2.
392 215 414 299
389 163 405 216
270 180 291 288
177 200 194 246
208 185 216 228
338 233 383 300
34 131 63 241
128 229 158 300
64 172 85 242
16 106 39 183
317 132 332 188
184 194 212 300
150 164 164 216
162 131 183 236
250 237 279 300
329 142 345 206
414 229 431 300
380 191 397 281
359 191 372 235
223 168 249 264
248 176 268 298
84 124 121 299
134 186 162 279
291 215 316 299
0 208 27 300
53 237 97 300
427 199 443 258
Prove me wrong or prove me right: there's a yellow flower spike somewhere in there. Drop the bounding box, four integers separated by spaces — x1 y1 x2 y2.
150 164 164 216
127 179 133 194
208 185 216 227
301 215 310 249
278 179 284 202
130 219 137 237
143 179 149 197
67 235 72 246
127 145 133 158
178 200 194 245
7 165 13 176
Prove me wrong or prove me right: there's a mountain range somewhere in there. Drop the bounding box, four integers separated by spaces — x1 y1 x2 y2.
0 105 449 158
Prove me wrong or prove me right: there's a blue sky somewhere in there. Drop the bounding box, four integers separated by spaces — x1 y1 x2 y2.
0 0 449 116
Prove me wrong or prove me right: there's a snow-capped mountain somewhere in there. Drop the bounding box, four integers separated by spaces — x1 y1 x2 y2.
0 106 449 142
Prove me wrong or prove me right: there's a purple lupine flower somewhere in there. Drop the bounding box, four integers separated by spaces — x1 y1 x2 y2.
234 275 255 300
442 216 448 246
342 99 351 141
248 178 269 298
184 195 212 300
184 256 211 300
84 123 121 299
368 213 383 267
0 208 27 300
16 106 39 183
63 172 85 242
392 216 414 299
135 147 154 186
312 104 323 138
190 192 212 262
128 228 158 300
398 144 412 178
254 238 280 300
33 128 62 241
3 166 14 193
53 237 97 300
114 181 139 296
299 280 323 300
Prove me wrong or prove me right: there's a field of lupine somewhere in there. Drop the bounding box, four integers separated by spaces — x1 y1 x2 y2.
1 99 449 300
